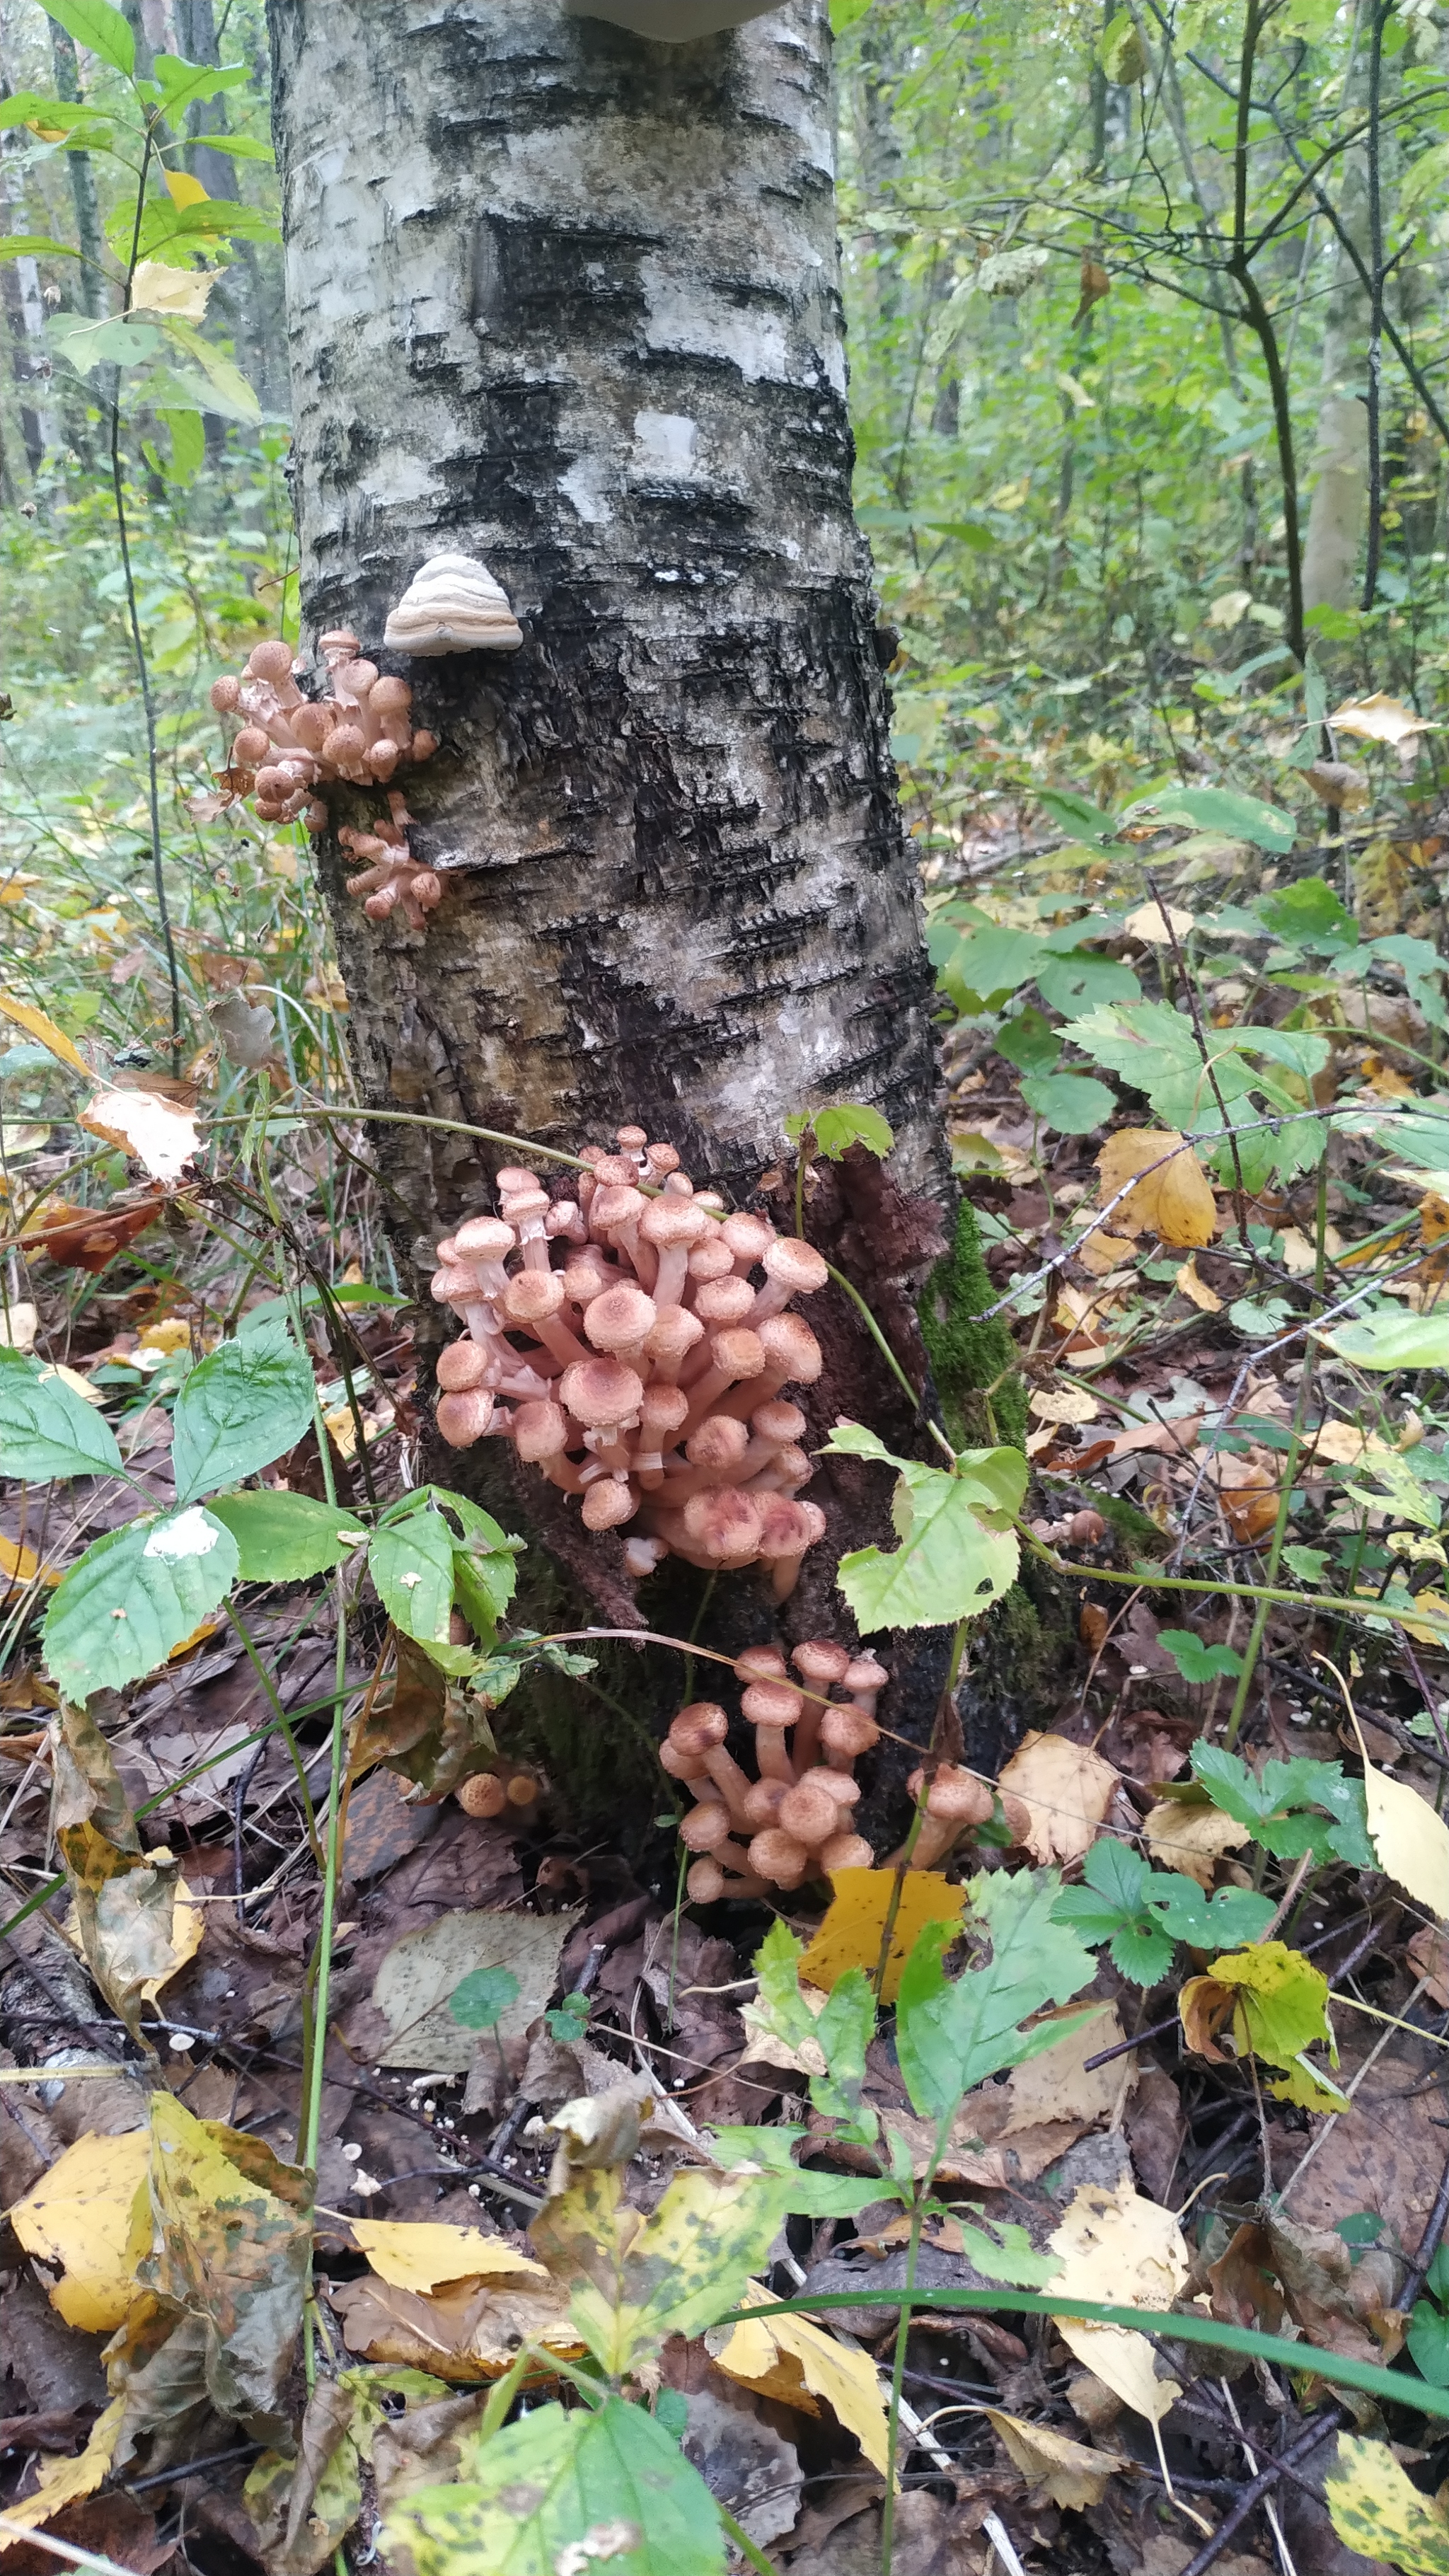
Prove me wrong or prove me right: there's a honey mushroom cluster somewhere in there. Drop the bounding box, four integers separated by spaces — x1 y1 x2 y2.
337 793 442 930
663 1640 887 1900
208 632 438 829
430 1128 830 1595
455 1757 544 1823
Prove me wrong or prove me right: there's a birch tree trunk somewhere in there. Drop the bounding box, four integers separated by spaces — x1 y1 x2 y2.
267 0 957 1791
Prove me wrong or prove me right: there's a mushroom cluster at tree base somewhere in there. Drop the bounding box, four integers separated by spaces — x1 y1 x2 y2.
666 1640 887 1899
430 1131 830 1595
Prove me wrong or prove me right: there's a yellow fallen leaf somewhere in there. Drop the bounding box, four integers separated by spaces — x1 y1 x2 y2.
1312 1421 1390 1467
0 2395 125 2551
0 1532 59 1590
712 2287 891 2474
139 1316 191 1354
81 1086 198 1184
1351 1710 1449 1919
1326 2432 1449 2570
1142 1798 1251 1888
1095 1127 1216 1248
1046 2175 1189 2425
1175 1256 1222 1312
0 990 88 1076
129 258 217 320
7 2127 149 2332
1079 1228 1140 1277
39 1361 104 1405
352 2219 548 2294
986 2408 1119 2508
163 169 209 207
0 1302 37 1352
998 1731 1119 1866
323 1401 359 1460
1121 901 1196 945
798 1867 966 2007
141 1870 204 2002
1028 1385 1099 1426
1329 691 1438 746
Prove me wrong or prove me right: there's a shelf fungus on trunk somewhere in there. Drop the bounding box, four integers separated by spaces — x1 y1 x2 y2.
430 1127 829 1597
205 633 437 828
383 553 524 657
662 1639 887 1900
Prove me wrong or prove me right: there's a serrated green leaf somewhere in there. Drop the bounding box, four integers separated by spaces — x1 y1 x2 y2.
370 1506 459 1660
171 1319 316 1503
1191 1742 1373 1867
204 1490 365 1582
0 1350 122 1482
1019 1070 1117 1133
1158 1627 1244 1682
894 1871 1096 2125
833 1443 1025 1634
810 1101 895 1160
43 0 134 76
42 1506 239 1697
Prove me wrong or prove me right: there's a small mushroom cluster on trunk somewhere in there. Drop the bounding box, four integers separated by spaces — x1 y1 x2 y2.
207 633 438 828
430 1130 829 1594
662 1640 887 1901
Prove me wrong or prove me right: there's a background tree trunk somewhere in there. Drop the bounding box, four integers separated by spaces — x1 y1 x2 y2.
267 0 961 1821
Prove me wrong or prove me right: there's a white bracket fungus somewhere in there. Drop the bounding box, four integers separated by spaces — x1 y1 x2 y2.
383 554 524 657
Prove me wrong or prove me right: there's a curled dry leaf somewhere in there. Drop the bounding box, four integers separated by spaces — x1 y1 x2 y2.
1407 1922 1449 2006
1046 2174 1190 2425
1175 1256 1222 1312
1142 1797 1251 1888
6 2125 150 2331
0 2394 125 2554
330 2272 586 2383
1028 1385 1099 1426
128 258 217 320
20 1190 168 1272
997 1731 1120 1866
80 1087 199 1184
986 2409 1120 2509
1095 1128 1217 1249
1328 691 1438 746
710 2286 891 2473
1211 1452 1280 1543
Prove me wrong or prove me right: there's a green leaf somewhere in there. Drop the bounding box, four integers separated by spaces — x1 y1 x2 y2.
811 1968 877 2135
810 1102 895 1161
751 1919 819 2048
1409 2301 1449 2389
1254 873 1356 945
43 0 134 76
161 405 204 483
449 1966 521 2031
708 2127 889 2219
127 196 281 259
0 233 81 260
42 1506 239 1698
894 1871 1096 2125
995 1009 1061 1075
1157 1627 1244 1683
1320 1308 1449 1371
149 52 250 110
1018 1070 1116 1134
1133 785 1295 851
47 311 159 375
828 1438 1026 1634
1037 789 1119 848
0 1350 122 1482
171 1319 316 1504
154 313 260 422
1370 934 1448 1031
386 2393 726 2576
1054 1837 1274 1984
204 1490 365 1583
370 1503 460 1661
940 925 1046 1006
1034 950 1142 1015
1192 1742 1374 1868
831 0 874 28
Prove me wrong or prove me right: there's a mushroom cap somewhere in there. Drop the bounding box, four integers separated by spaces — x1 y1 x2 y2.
706 1327 766 1382
639 1382 690 1437
844 1654 889 1693
741 1779 787 1829
512 1398 570 1460
682 1488 764 1560
435 1387 495 1447
647 1143 681 1174
209 674 241 712
291 704 335 752
248 640 295 683
559 1356 645 1427
457 1772 507 1818
383 551 524 655
504 1772 540 1809
908 1762 995 1825
758 1497 826 1556
335 657 379 695
590 1183 647 1230
770 1445 812 1490
327 723 367 763
436 1339 492 1392
757 1313 822 1383
684 1414 750 1472
590 1155 640 1187
370 675 412 713
721 1213 775 1264
642 1305 705 1366
734 1644 788 1684
502 1268 566 1324
640 1196 710 1249
763 1237 829 1296
819 1832 874 1873
502 1187 550 1226
777 1779 840 1846
692 1276 756 1328
454 1215 516 1261
686 1238 735 1283
816 1772 861 1807
668 1702 729 1757
686 1857 727 1904
680 1801 734 1853
233 725 272 766
659 1739 707 1781
495 1166 541 1194
746 1827 810 1885
581 1476 637 1530
584 1282 657 1352
820 1704 879 1760
752 1400 807 1444
562 1256 616 1303
741 1680 803 1731
318 627 360 655
616 1124 648 1150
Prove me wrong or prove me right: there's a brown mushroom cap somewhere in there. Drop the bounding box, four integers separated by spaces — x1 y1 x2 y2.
512 1399 570 1461
590 1183 646 1230
721 1213 775 1264
640 1382 691 1438
644 1305 705 1367
559 1356 645 1426
436 1339 492 1392
457 1772 507 1817
640 1197 709 1248
435 1388 495 1447
763 1236 829 1296
502 1269 567 1324
741 1680 804 1731
686 1856 727 1904
707 1327 767 1382
591 1155 641 1187
908 1763 995 1824
819 1832 874 1873
746 1827 810 1885
741 1779 787 1829
734 1644 788 1685
756 1313 822 1382
582 1477 637 1530
821 1704 879 1760
233 724 272 766
844 1655 889 1693
209 674 241 712
685 1415 750 1472
248 640 295 683
777 1779 840 1846
683 1488 764 1559
758 1497 826 1556
453 1215 516 1261
680 1801 734 1853
752 1400 808 1444
495 1166 541 1194
584 1282 657 1352
668 1702 729 1758
686 1238 735 1283
692 1276 756 1328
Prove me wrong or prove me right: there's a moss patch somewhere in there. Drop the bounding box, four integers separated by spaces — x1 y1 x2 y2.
920 1196 1028 1452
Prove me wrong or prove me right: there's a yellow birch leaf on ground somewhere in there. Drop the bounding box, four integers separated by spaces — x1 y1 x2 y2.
1096 1126 1216 1245
1028 1385 1099 1426
1175 1256 1223 1312
1325 2432 1449 2571
80 1087 198 1184
1078 1228 1139 1277
1121 901 1196 945
712 2286 890 2473
7 2127 150 2331
1422 1193 1449 1248
1179 1942 1334 2075
0 2395 125 2552
1355 1728 1449 1919
40 1361 105 1404
1046 2176 1189 2424
797 1867 966 2006
352 2219 548 2293
0 991 88 1076
986 2409 1119 2509
0 1532 60 1588
998 1731 1119 1866
529 2161 785 2378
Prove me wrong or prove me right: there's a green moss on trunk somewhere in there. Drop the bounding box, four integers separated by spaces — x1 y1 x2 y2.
920 1197 1028 1452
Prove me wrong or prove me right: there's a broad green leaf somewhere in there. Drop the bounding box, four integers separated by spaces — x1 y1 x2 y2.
708 2127 887 2219
0 91 97 130
126 196 282 260
370 1505 459 1660
1321 1308 1449 1371
751 1919 820 2049
945 925 1045 1003
204 1490 365 1582
835 1456 1022 1632
1191 1743 1373 1867
831 0 875 28
1410 2299 1449 2388
1254 873 1356 945
42 1506 239 1698
1370 934 1448 1030
1055 1837 1273 1983
149 52 250 111
1019 1070 1116 1133
0 1350 122 1482
449 1966 521 2031
156 314 260 422
171 1319 316 1503
995 1008 1061 1075
387 2393 725 2576
1037 788 1119 847
1035 950 1142 1015
0 233 81 260
1186 1940 1333 2070
812 1968 877 2134
531 2164 786 2378
811 1101 894 1160
894 1871 1096 2125
47 311 159 375
43 0 134 76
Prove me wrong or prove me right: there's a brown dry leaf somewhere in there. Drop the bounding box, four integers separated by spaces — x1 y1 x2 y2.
986 2409 1119 2509
1142 1797 1251 1887
1211 1452 1279 1542
1108 1411 1201 1460
1121 901 1196 945
1096 1128 1216 1247
329 2271 586 2382
52 1702 203 2040
1046 2176 1189 2425
1079 1229 1139 1277
1028 1385 1099 1426
19 1191 167 1273
998 1731 1119 1865
1329 691 1438 746
1175 1257 1222 1312
1407 1922 1449 2007
80 1087 198 1184
1290 2037 1449 2253
1080 1602 1109 1651
1421 1193 1449 1248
